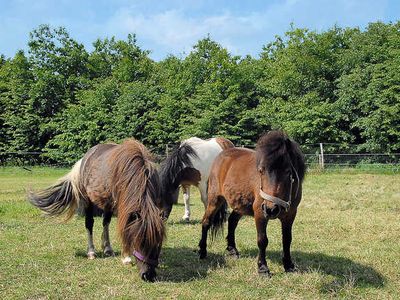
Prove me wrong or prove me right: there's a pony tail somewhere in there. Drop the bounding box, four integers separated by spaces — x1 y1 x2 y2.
114 141 165 258
28 159 83 221
210 200 228 241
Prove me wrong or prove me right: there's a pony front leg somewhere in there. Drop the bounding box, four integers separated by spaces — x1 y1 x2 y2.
120 223 132 265
280 209 297 272
121 254 132 265
121 244 132 265
101 210 115 257
255 214 270 276
182 185 191 221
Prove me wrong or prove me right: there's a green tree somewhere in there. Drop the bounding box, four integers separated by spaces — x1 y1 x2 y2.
176 38 259 144
255 26 354 145
110 81 161 147
2 22 400 165
28 25 90 152
0 51 35 152
45 79 120 163
337 22 400 152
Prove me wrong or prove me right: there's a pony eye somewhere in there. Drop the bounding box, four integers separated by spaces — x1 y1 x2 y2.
258 167 264 174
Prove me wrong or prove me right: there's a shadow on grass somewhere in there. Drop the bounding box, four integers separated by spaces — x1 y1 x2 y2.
74 249 121 259
241 249 384 290
73 246 226 283
157 246 226 282
167 219 202 225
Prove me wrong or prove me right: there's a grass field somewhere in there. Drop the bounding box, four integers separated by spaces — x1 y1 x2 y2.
0 167 399 299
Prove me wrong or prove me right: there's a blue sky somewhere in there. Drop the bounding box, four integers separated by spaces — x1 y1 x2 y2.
1 0 399 60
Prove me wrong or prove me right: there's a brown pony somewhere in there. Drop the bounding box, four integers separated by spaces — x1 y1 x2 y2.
198 131 306 275
28 139 166 282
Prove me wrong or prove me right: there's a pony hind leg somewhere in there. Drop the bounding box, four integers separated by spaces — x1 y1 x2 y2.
85 203 96 259
199 181 208 209
226 210 242 258
198 196 225 259
182 185 191 221
101 209 115 257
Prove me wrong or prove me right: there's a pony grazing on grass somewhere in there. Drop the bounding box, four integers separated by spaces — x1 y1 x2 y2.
28 139 167 282
198 131 306 276
159 137 234 221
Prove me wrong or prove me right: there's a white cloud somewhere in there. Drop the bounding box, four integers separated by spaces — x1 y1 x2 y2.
103 0 387 60
104 8 268 57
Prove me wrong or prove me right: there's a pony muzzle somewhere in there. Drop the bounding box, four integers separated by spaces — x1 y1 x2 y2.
141 270 156 282
261 202 282 218
133 250 159 282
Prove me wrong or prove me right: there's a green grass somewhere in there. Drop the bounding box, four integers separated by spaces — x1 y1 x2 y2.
0 167 399 299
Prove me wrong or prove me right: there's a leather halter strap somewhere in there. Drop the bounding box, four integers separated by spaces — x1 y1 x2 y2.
132 250 159 267
259 160 299 212
259 188 291 210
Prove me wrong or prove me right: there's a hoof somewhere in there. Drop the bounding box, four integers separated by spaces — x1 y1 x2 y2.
87 252 96 260
285 265 298 273
258 265 271 277
122 256 132 265
283 260 297 272
182 216 190 222
198 249 207 259
103 249 115 257
141 272 156 282
226 246 240 259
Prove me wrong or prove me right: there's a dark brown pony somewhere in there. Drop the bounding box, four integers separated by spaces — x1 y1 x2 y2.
28 139 166 282
199 131 306 275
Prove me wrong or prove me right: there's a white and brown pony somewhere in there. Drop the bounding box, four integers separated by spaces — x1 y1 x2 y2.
160 137 234 221
28 139 166 282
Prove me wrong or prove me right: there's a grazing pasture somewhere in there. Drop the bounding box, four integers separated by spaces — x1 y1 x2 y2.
0 167 399 299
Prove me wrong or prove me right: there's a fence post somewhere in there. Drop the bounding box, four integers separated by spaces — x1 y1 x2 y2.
319 143 325 169
165 144 169 156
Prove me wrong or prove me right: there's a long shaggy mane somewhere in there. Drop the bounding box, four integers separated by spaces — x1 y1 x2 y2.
110 139 165 258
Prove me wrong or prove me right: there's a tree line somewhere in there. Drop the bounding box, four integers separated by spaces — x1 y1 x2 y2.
0 22 399 164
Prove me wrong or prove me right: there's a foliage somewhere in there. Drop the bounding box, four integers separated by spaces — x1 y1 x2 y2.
1 22 399 162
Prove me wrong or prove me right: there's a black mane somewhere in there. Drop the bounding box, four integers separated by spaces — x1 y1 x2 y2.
256 130 306 182
159 142 199 194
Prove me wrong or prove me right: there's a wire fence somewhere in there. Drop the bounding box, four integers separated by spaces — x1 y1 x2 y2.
301 144 400 171
1 143 400 172
0 152 51 166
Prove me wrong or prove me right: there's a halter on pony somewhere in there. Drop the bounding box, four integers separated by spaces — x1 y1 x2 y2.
259 159 300 214
132 250 159 267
